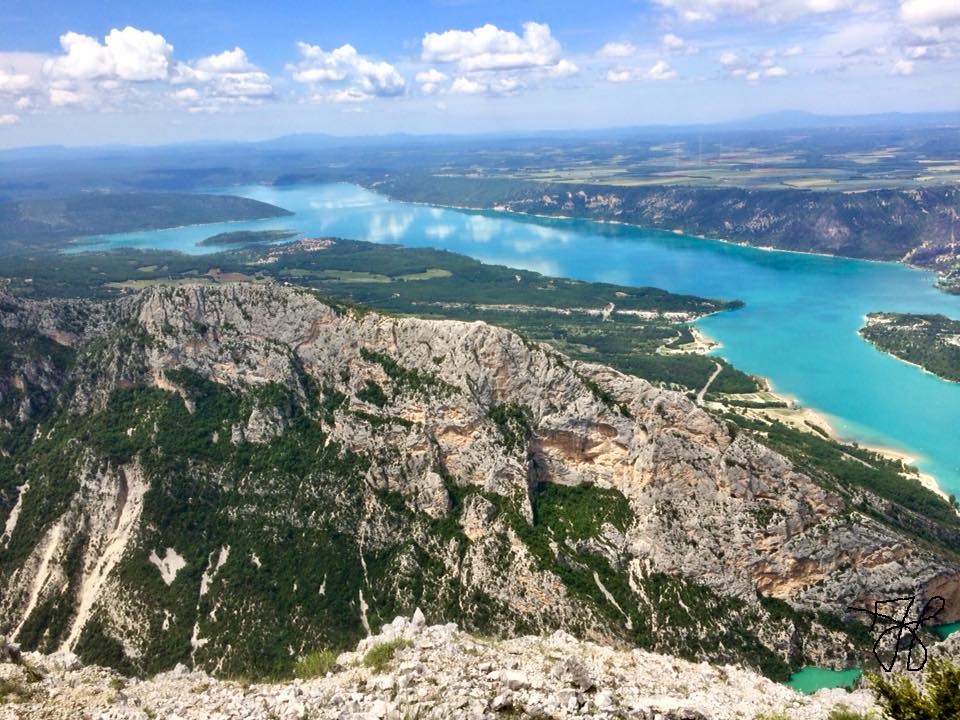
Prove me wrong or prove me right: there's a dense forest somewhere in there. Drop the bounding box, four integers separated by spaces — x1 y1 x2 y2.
861 312 960 382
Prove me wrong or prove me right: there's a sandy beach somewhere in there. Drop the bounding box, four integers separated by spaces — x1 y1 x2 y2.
692 331 953 504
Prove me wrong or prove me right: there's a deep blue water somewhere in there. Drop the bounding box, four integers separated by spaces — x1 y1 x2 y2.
75 182 960 496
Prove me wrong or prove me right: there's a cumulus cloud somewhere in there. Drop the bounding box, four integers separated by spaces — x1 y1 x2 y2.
193 47 256 74
416 68 449 94
330 88 370 103
604 60 678 83
449 76 486 94
647 59 678 79
28 27 277 114
418 22 576 97
448 75 522 95
48 87 85 106
720 51 740 66
422 22 563 72
597 41 637 58
891 57 915 73
173 47 273 107
172 87 200 102
0 70 33 94
14 96 32 110
721 49 792 80
654 0 864 22
606 68 635 83
901 0 960 26
289 42 405 101
662 33 697 54
355 57 405 96
290 43 354 83
43 27 173 82
548 59 580 77
0 113 19 125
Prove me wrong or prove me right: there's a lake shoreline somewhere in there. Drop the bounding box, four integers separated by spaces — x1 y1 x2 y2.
691 327 952 503
367 185 947 286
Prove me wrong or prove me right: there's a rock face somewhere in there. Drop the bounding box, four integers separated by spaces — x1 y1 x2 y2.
0 283 957 679
0 613 879 720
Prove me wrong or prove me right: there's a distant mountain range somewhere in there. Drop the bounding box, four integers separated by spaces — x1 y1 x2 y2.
3 109 960 159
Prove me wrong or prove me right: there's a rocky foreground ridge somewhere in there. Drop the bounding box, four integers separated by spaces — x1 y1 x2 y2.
0 283 958 680
0 613 881 720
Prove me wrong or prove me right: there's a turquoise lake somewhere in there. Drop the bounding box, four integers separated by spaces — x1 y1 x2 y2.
75 182 960 497
786 667 862 695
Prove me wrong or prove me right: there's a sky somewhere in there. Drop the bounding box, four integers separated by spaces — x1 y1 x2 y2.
0 0 958 147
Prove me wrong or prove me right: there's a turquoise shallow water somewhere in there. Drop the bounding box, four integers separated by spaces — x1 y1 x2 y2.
75 182 960 496
786 667 862 694
935 621 960 639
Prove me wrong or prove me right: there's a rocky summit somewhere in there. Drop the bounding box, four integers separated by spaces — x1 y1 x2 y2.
0 282 958 684
0 612 880 720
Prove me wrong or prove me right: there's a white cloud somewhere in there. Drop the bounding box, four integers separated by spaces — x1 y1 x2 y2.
449 76 486 94
422 22 572 75
44 27 173 82
548 59 580 77
662 33 697 54
597 41 637 58
721 48 794 80
447 75 522 95
419 22 575 97
606 68 635 83
290 43 356 84
647 59 678 80
817 19 894 58
783 44 805 56
416 68 448 94
330 88 370 103
14 96 32 110
173 47 273 106
0 114 19 125
891 57 916 73
720 51 739 66
290 42 405 99
194 47 255 74
172 87 200 102
48 87 85 106
605 61 678 83
0 70 33 94
901 0 960 26
355 57 405 96
663 33 686 51
654 0 865 22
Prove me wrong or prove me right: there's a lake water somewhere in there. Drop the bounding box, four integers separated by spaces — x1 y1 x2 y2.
786 667 862 694
76 182 960 497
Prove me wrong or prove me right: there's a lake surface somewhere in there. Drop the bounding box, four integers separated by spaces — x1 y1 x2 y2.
786 667 862 694
76 182 960 496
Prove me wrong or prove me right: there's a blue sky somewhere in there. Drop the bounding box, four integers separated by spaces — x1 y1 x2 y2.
0 0 958 147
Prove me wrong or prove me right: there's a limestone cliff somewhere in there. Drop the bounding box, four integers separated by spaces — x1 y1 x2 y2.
0 283 956 679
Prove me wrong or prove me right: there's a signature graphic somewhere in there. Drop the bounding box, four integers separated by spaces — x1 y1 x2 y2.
847 595 945 671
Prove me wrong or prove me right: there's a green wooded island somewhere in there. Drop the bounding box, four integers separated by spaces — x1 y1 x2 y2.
196 230 298 247
861 312 960 382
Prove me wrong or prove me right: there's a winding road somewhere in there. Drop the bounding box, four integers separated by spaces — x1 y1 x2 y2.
697 361 723 406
